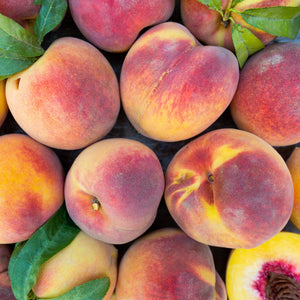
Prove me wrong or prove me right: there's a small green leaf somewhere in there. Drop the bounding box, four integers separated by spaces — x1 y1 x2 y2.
0 13 44 57
232 23 265 68
8 206 80 300
0 48 38 80
231 0 244 6
196 0 222 13
44 278 110 300
240 6 300 39
34 0 68 43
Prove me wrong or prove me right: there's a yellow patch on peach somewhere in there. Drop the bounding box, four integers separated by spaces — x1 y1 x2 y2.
0 80 8 127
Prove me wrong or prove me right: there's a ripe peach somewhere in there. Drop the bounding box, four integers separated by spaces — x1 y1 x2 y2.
287 147 300 231
0 133 64 244
64 138 165 244
164 128 294 249
230 42 300 146
120 22 239 142
32 231 118 299
0 80 8 128
0 0 40 28
0 245 15 300
181 0 300 51
69 0 175 53
226 231 300 300
6 37 120 150
115 227 226 300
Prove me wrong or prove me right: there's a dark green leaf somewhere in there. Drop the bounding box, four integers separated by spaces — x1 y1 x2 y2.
196 0 222 13
34 0 68 43
232 23 265 68
0 48 38 80
44 278 110 300
8 206 80 300
0 13 44 57
240 6 300 39
231 0 244 6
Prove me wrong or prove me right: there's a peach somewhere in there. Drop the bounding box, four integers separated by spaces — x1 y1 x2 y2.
0 80 8 128
32 231 118 299
115 227 226 300
230 42 300 146
226 231 300 300
164 128 294 249
0 245 16 300
287 147 300 231
6 37 120 150
0 0 40 28
0 133 64 244
181 0 300 52
69 0 175 53
120 22 239 142
64 138 165 244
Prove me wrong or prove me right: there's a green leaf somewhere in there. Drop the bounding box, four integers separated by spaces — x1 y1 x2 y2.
240 6 300 39
8 206 80 300
34 0 68 43
0 48 38 80
44 278 110 300
231 0 244 6
0 13 44 57
232 23 265 68
196 0 222 13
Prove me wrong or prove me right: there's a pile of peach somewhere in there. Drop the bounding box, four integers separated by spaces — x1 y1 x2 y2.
0 0 299 299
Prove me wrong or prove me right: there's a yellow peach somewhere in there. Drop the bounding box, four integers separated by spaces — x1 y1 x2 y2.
0 80 8 128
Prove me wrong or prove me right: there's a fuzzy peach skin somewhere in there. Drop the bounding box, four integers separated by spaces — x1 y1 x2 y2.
0 245 16 300
0 80 8 128
115 227 226 300
164 128 294 249
64 138 165 244
287 147 300 231
230 42 300 146
69 0 175 53
0 0 40 27
226 231 300 300
6 37 120 150
181 0 300 52
32 231 118 299
0 133 64 244
120 22 239 142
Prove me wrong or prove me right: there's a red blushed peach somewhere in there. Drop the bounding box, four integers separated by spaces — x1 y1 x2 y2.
69 0 175 53
0 133 64 244
32 231 118 300
0 245 15 300
164 128 294 249
0 0 40 27
287 147 300 231
6 37 120 150
0 80 8 128
226 231 300 300
181 0 300 52
230 42 300 146
115 228 226 300
120 21 239 142
64 138 165 244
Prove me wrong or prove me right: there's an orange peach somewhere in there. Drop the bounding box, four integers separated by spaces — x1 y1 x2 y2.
287 147 300 230
69 0 175 53
164 128 294 249
0 245 15 300
6 37 120 150
230 42 300 146
32 231 118 299
226 231 300 300
0 80 8 128
64 138 165 244
120 21 239 142
181 0 300 52
0 133 64 244
115 227 226 300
